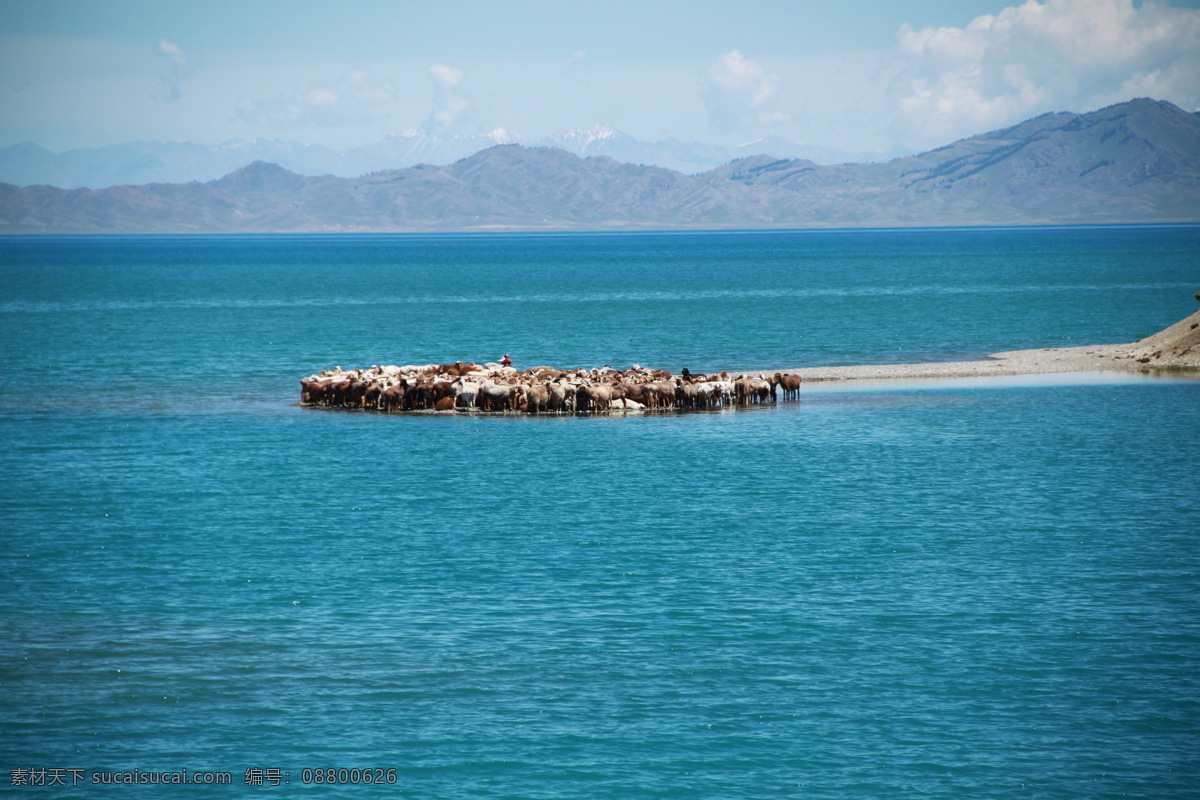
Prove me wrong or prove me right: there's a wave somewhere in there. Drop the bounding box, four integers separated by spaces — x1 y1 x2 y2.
1 282 1194 315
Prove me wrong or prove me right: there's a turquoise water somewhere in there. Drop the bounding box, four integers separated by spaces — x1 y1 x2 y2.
1 227 1199 798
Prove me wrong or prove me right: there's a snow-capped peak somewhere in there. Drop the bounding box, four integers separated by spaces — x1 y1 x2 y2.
484 128 523 144
550 125 620 146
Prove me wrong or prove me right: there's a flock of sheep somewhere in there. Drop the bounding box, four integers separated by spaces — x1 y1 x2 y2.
300 361 803 415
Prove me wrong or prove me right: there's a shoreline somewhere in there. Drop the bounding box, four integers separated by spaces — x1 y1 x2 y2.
300 307 1200 415
749 308 1200 384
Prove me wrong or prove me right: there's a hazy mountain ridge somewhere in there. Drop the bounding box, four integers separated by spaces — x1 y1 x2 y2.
2 99 1197 233
0 127 885 190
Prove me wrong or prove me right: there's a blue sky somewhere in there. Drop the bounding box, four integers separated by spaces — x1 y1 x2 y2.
3 0 1199 155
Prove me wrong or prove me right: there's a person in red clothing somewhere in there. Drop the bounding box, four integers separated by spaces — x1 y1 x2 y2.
500 354 512 367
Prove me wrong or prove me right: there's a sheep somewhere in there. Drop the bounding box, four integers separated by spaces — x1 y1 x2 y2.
301 359 803 415
453 379 480 410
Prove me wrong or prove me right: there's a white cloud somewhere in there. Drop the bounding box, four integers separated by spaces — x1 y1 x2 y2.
428 64 463 90
235 69 397 130
307 89 338 107
889 0 1200 148
703 50 790 135
158 39 187 68
155 39 191 102
424 63 472 133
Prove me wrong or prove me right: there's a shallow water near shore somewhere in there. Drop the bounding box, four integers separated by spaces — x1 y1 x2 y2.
2 227 1199 798
800 368 1200 393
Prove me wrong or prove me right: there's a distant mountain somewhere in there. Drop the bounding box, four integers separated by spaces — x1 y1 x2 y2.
2 98 1196 233
354 128 527 171
0 139 352 190
0 127 875 190
709 98 1200 224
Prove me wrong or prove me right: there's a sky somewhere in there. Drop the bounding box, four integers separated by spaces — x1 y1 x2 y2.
2 0 1199 157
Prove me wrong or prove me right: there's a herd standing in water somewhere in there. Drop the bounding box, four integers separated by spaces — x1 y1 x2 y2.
301 360 802 415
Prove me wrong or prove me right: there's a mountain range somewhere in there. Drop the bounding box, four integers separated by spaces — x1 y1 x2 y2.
0 126 873 190
1 98 1197 234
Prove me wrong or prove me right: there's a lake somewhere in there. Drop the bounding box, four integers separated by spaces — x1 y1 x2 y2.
1 226 1198 798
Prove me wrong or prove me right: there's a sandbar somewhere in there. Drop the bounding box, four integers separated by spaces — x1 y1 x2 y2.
751 308 1200 384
